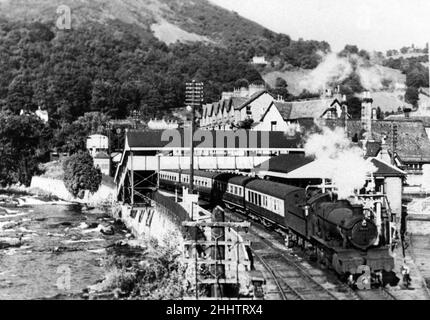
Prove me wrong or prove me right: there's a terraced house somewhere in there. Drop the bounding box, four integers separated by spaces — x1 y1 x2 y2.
200 85 349 131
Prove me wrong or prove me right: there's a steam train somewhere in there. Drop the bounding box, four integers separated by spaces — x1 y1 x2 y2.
159 169 399 287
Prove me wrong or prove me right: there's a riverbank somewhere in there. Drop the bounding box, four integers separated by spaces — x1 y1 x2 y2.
29 176 115 207
0 192 132 299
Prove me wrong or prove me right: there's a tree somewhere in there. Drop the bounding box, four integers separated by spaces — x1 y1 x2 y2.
63 152 102 199
275 77 287 89
55 112 111 154
376 107 383 120
0 112 45 186
339 45 359 57
405 87 419 107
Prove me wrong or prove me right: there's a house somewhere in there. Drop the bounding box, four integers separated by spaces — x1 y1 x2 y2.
35 106 49 123
86 134 109 158
200 84 269 130
200 85 349 131
94 151 111 176
253 93 349 131
252 56 268 65
20 107 49 123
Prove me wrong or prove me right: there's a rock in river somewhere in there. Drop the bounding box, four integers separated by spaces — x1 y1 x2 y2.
100 225 114 236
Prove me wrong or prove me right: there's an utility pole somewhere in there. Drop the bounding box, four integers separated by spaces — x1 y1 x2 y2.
185 80 204 194
391 122 398 166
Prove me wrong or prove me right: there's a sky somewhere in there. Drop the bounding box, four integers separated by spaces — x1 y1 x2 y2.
210 0 430 52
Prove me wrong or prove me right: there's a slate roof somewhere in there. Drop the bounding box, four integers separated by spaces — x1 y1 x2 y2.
369 158 405 177
94 152 110 159
254 154 314 174
322 119 430 163
385 115 430 127
235 90 269 111
274 98 331 119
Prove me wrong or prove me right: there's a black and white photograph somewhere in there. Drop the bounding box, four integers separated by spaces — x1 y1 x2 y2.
0 0 429 307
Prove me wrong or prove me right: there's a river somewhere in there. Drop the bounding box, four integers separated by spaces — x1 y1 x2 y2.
0 193 127 300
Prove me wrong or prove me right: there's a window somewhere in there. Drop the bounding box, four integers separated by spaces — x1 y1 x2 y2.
246 105 252 115
271 121 277 131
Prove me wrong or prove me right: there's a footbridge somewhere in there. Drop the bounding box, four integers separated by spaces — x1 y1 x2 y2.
114 129 305 203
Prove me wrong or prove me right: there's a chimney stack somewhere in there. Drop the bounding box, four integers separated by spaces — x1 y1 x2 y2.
361 91 374 140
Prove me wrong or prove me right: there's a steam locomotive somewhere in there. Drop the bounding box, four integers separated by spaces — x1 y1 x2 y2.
159 169 398 287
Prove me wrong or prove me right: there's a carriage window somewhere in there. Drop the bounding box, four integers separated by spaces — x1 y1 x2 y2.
257 194 261 206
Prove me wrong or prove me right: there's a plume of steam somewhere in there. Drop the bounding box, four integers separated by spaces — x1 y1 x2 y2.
284 122 302 138
299 53 352 93
298 52 401 93
304 126 377 199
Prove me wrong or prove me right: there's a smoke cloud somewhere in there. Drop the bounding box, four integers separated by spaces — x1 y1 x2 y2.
304 126 377 199
298 52 402 93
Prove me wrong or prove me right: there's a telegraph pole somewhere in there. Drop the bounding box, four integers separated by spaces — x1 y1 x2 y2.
391 122 398 166
185 80 204 194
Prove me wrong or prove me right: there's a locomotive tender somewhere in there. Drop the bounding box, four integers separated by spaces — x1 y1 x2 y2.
159 169 397 286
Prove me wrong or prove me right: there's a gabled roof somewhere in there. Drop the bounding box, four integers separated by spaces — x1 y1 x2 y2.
231 97 248 110
220 99 229 114
369 158 406 177
235 90 269 111
259 101 276 122
213 102 220 116
268 98 331 120
226 99 233 113
94 152 110 159
207 103 214 117
202 104 212 118
363 141 382 158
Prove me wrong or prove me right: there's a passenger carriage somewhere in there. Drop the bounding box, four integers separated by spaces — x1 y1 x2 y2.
159 170 181 192
223 176 255 211
244 180 307 233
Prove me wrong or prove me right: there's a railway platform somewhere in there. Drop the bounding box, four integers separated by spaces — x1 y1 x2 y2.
384 243 430 300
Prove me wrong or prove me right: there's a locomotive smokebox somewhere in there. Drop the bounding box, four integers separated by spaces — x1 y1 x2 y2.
316 201 378 250
350 217 378 249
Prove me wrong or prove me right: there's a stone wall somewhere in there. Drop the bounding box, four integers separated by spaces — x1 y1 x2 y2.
116 203 184 245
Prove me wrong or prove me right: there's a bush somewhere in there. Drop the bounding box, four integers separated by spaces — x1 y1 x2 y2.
62 152 102 199
97 237 186 299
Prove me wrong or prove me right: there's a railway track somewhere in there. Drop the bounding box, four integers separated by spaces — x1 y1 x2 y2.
357 288 396 300
158 189 398 300
224 208 398 300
